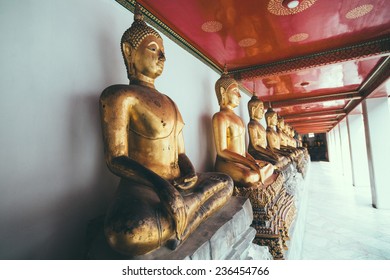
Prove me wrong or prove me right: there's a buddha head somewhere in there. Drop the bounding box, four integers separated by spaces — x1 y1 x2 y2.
248 95 264 120
265 107 278 127
121 4 166 82
277 116 285 130
215 68 240 109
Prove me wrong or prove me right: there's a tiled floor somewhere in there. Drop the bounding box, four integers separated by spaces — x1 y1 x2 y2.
301 162 390 260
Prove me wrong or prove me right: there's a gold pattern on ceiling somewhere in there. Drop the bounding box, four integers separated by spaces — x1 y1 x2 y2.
201 21 223 32
238 38 257 47
346 4 374 19
267 0 318 16
289 33 309 42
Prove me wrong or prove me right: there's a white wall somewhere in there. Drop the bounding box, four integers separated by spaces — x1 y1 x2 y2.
0 0 250 259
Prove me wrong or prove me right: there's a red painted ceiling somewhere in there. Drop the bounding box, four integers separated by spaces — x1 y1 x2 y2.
116 0 390 134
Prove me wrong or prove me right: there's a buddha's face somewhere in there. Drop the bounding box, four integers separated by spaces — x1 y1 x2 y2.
223 83 240 108
278 118 285 129
133 35 165 79
252 101 264 120
267 112 278 126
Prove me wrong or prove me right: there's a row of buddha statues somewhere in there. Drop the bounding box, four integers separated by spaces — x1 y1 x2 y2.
97 4 309 260
212 71 309 259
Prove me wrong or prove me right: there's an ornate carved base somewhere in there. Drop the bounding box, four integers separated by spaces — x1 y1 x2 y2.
254 234 285 260
232 155 310 260
233 173 288 259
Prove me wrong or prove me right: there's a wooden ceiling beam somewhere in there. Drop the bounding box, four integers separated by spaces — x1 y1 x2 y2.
330 56 390 126
286 116 337 123
232 37 390 80
282 109 346 120
265 91 360 108
292 125 334 129
287 120 337 126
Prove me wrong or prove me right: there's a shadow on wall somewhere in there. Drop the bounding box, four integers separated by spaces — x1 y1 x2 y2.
0 93 118 260
199 114 216 172
62 93 118 259
0 4 128 260
197 77 217 172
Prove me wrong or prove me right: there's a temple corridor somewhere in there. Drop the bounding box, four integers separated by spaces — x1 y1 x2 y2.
301 162 390 260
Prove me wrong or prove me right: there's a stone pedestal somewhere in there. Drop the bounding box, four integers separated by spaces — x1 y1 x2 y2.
85 197 271 260
285 160 311 259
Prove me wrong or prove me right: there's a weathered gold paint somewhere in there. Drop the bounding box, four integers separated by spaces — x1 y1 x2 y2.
247 96 288 169
212 72 274 186
99 4 233 256
264 108 293 163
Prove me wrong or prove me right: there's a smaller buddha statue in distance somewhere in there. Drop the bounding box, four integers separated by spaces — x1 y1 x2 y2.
289 126 298 148
286 125 296 148
265 108 292 162
286 123 303 156
212 70 274 187
247 96 288 170
277 116 289 149
296 133 303 148
99 4 233 256
277 116 299 158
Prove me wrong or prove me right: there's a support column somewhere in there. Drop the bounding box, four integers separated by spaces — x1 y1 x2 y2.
346 117 356 186
331 128 337 166
337 124 345 176
362 97 390 209
326 131 332 162
339 120 353 185
347 114 370 188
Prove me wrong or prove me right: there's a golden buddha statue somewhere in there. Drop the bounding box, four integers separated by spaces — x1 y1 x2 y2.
277 116 299 158
285 125 295 148
247 96 288 169
212 71 274 187
265 108 293 162
99 4 233 256
277 117 289 148
297 134 303 148
288 126 298 148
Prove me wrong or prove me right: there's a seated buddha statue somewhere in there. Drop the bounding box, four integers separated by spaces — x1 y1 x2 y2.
297 133 303 148
277 116 299 158
265 108 293 162
99 5 233 256
290 127 299 148
246 96 288 169
212 71 274 187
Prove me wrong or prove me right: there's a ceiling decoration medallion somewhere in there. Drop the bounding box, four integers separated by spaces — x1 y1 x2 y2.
201 21 223 32
268 0 317 16
238 38 257 47
345 4 374 19
289 33 309 42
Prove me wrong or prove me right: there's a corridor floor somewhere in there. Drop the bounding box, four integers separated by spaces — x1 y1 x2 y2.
301 162 390 259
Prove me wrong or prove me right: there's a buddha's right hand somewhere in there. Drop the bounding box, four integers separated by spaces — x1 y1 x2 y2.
158 184 188 240
247 158 261 175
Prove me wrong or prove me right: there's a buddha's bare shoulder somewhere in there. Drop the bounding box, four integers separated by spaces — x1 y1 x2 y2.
212 111 226 122
100 84 150 101
248 119 258 127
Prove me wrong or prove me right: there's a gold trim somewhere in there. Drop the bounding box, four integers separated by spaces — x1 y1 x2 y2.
115 0 222 73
